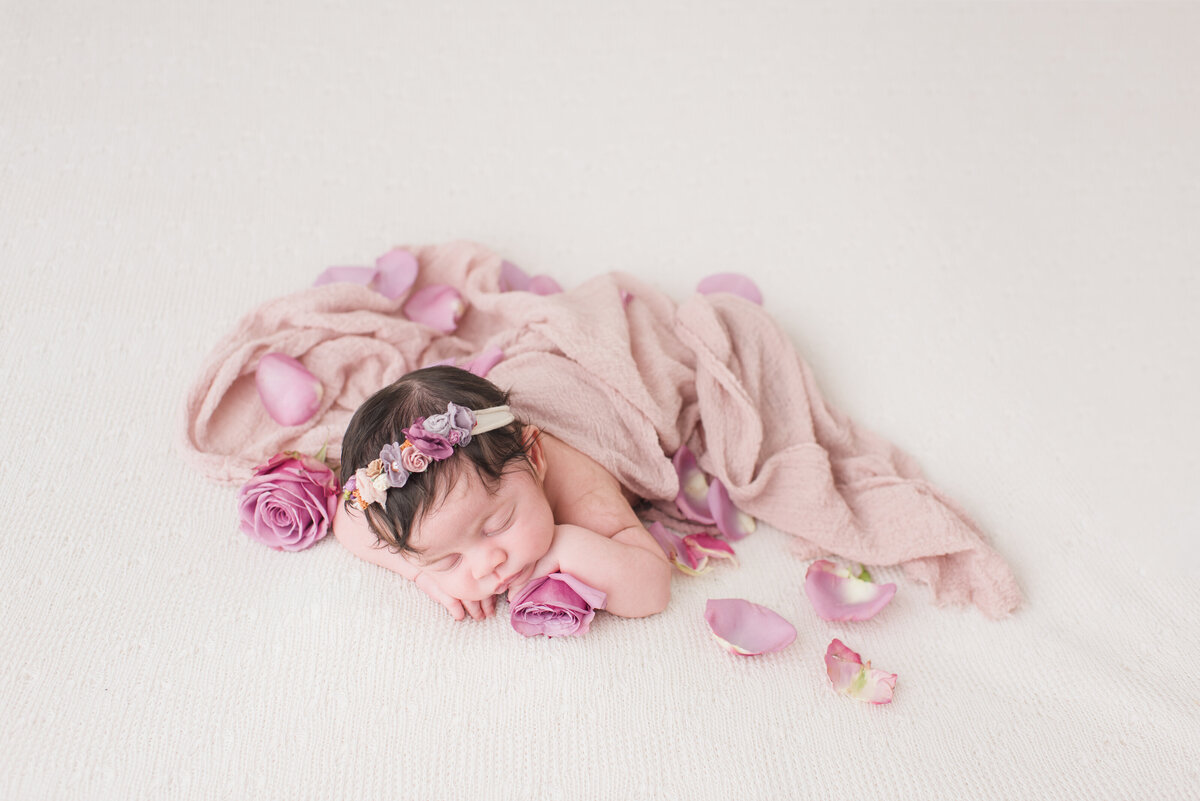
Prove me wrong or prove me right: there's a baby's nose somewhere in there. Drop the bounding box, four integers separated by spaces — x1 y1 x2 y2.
471 545 506 580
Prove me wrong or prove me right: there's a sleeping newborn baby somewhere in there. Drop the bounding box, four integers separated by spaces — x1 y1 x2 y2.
333 366 671 621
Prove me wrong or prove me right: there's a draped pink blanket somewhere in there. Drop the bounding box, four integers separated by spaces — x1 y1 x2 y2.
181 241 1021 618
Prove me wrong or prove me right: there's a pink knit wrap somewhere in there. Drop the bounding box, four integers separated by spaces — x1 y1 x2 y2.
181 241 1021 618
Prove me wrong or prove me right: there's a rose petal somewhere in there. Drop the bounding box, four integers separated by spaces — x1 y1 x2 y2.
646 522 712 574
402 284 466 333
372 247 419 299
255 353 324 426
684 534 738 566
313 265 377 288
672 446 715 525
804 559 896 621
706 479 756 541
499 260 531 292
704 599 796 656
825 639 897 704
696 273 763 305
463 345 504 378
528 274 563 295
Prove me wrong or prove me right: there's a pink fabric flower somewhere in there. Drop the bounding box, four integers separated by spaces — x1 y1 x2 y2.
353 466 388 507
824 639 897 704
237 451 338 551
509 573 607 637
400 444 432 473
804 559 896 621
704 598 796 656
402 421 454 460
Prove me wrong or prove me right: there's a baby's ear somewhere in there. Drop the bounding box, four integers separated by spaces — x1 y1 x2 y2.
522 425 547 478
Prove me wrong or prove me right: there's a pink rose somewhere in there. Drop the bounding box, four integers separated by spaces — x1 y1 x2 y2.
237 451 339 551
509 573 607 637
400 444 432 473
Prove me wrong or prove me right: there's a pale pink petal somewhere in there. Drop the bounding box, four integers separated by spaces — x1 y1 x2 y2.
704 599 796 656
528 274 563 295
825 639 897 704
313 265 376 288
463 345 504 377
647 522 711 575
672 446 715 524
804 559 896 621
647 521 680 559
372 247 419 299
696 273 763 305
499 260 531 292
707 479 757 541
684 534 738 566
255 353 324 426
402 284 466 333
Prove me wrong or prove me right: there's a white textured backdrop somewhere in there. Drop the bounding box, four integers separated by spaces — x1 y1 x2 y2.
2 2 1198 799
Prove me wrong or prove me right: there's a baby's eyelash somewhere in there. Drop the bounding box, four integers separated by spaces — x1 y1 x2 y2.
436 555 461 571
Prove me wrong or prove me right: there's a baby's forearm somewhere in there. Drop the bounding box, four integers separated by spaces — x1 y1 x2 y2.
552 524 671 618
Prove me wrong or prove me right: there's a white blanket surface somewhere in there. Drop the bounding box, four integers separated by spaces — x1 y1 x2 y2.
2 3 1197 799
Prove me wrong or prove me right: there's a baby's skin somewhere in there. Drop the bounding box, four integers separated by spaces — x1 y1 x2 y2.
332 428 672 620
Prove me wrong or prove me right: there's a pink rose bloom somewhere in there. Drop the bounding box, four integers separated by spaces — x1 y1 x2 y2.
237 451 339 551
400 445 432 473
509 573 607 637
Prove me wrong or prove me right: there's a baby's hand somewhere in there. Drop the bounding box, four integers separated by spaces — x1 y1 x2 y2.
413 571 498 621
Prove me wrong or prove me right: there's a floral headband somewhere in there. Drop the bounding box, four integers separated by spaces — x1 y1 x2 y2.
342 402 515 511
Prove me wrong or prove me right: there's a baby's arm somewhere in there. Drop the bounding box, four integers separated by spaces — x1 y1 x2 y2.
533 522 671 618
331 504 497 621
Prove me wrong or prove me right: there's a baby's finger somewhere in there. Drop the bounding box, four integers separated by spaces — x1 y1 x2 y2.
463 599 484 620
444 599 466 621
483 594 496 618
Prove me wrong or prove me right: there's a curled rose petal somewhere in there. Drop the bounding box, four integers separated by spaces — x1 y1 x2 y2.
463 345 504 378
372 247 419 299
683 534 738 567
804 559 896 621
707 479 756 541
499 260 531 292
403 284 466 333
704 599 796 656
528 274 563 295
825 639 897 704
672 446 715 525
255 353 323 426
313 265 377 288
510 572 607 637
647 522 712 575
696 273 763 305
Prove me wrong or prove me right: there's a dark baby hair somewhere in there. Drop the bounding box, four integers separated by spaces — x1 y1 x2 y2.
339 366 531 555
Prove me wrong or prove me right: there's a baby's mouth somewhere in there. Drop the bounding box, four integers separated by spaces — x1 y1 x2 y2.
496 565 529 595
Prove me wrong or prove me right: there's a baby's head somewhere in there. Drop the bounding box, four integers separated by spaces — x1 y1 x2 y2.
340 366 554 601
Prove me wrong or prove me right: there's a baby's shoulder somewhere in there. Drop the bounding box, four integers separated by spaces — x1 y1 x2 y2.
541 435 640 537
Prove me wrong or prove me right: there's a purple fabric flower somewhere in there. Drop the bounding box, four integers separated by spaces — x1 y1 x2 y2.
403 418 454 459
509 573 607 637
378 441 411 488
446 402 475 446
237 451 339 552
422 412 453 436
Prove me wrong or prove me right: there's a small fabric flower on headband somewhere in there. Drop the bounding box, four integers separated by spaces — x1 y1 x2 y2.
341 403 514 511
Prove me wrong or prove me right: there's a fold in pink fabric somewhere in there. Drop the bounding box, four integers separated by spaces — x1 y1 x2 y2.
181 241 1021 618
